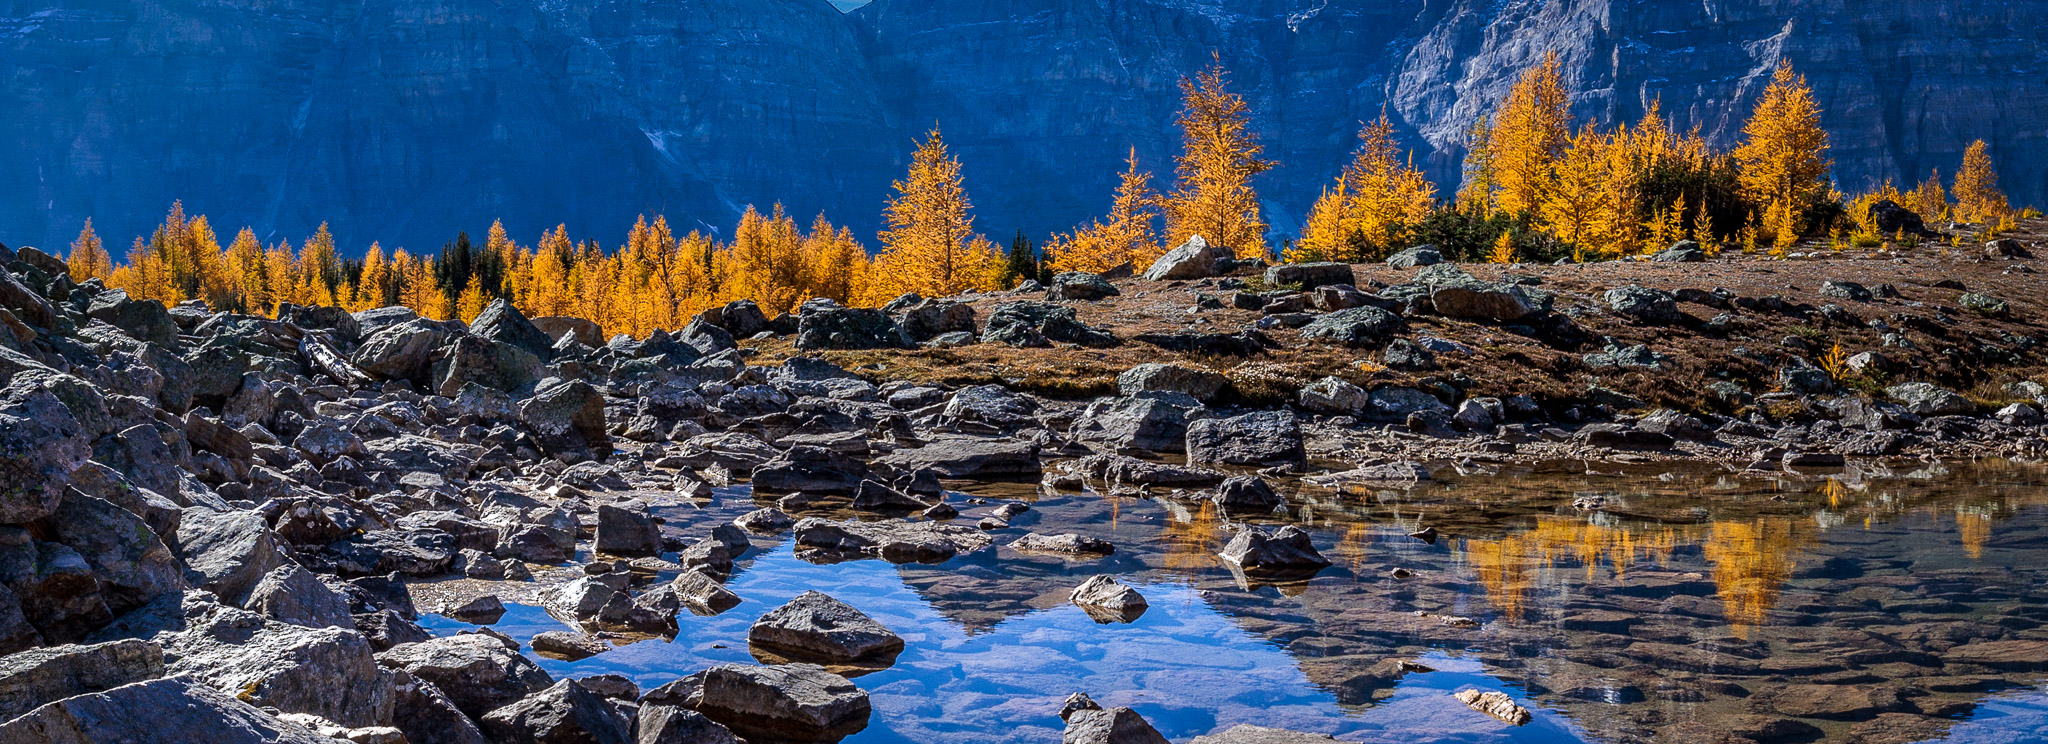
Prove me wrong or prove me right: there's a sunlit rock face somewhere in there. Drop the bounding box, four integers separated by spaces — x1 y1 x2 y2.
856 0 2048 239
3 0 2043 251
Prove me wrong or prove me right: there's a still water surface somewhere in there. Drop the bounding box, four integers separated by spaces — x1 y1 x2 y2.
425 460 2048 743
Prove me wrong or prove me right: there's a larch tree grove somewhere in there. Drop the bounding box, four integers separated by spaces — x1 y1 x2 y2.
1046 147 1162 273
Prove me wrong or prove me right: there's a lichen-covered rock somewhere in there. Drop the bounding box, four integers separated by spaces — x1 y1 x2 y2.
1186 410 1303 465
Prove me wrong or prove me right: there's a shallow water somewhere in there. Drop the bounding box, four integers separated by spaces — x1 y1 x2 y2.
423 460 2048 743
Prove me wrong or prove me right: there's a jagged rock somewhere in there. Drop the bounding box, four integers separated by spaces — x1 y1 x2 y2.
1385 246 1444 268
1886 382 1975 416
594 500 662 556
293 420 366 466
353 320 452 382
445 595 506 624
748 591 903 663
0 384 91 524
1820 280 1873 302
323 529 457 577
1605 285 1681 324
1046 272 1120 301
873 437 1041 478
1218 525 1330 574
0 638 164 721
1958 292 2009 316
982 301 1117 347
1298 306 1404 347
849 480 927 512
173 507 283 604
1062 705 1170 744
636 704 741 744
479 678 633 744
1068 575 1146 623
937 384 1040 432
669 570 743 615
889 296 977 342
0 270 57 331
530 631 609 662
791 518 995 563
751 445 868 494
734 507 794 535
519 377 611 461
643 663 869 743
131 601 395 728
432 335 544 397
1069 453 1226 488
1650 242 1705 262
0 676 341 744
666 432 781 471
1186 410 1303 465
794 303 916 351
1297 376 1368 415
85 290 178 346
1427 281 1538 322
1576 423 1675 449
1141 235 1233 281
43 494 185 616
376 633 553 719
467 299 554 361
1453 688 1531 726
244 563 354 630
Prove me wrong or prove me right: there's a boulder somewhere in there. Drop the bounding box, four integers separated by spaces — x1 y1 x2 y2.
1604 285 1681 324
1071 395 1201 454
0 386 92 524
353 320 451 382
1650 242 1706 262
85 290 179 346
982 301 1117 347
173 507 283 604
0 639 164 721
669 570 743 615
243 563 353 630
1867 199 1932 236
889 297 976 342
468 299 555 361
1046 272 1120 301
1384 246 1444 268
0 270 57 331
1140 235 1233 281
593 500 662 557
1453 688 1531 725
142 602 395 727
432 335 544 397
1297 377 1367 415
519 378 611 460
0 677 341 744
1427 282 1538 322
643 663 869 743
1186 410 1303 465
1062 705 1171 744
375 633 553 719
1217 525 1330 574
794 304 915 351
1116 363 1226 402
748 591 904 663
1886 382 1975 417
636 704 741 744
478 678 633 744
937 384 1041 432
43 495 185 616
1298 306 1404 347
1068 575 1146 623
1011 533 1114 555
386 668 492 744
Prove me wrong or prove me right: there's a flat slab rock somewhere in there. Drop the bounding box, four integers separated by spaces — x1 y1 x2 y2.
873 437 1042 479
748 591 904 663
791 517 995 564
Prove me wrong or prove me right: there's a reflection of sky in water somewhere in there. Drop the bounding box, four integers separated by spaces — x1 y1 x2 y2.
425 542 1590 743
1924 688 2048 744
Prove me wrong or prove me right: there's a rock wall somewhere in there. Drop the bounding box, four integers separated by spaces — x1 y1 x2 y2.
2 0 2042 252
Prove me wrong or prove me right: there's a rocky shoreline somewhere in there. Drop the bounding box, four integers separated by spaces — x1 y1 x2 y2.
0 232 2045 743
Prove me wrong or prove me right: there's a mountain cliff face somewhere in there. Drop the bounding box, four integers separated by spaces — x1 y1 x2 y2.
2 0 2042 253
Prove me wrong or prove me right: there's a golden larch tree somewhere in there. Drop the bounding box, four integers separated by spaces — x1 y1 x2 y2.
1162 60 1274 259
1046 147 1162 273
1287 113 1435 262
1951 139 2008 223
1485 52 1572 217
1734 60 1832 237
67 219 111 283
876 127 999 298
